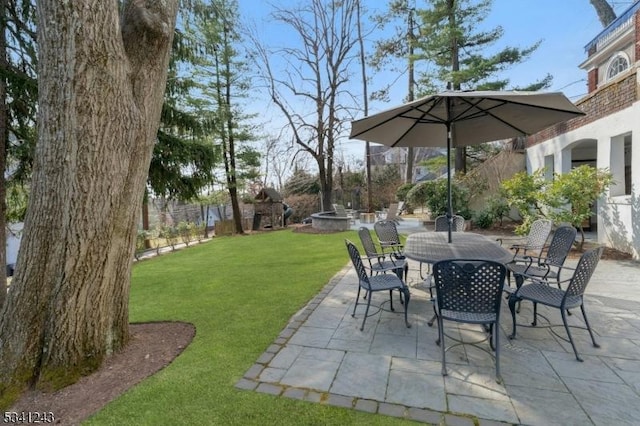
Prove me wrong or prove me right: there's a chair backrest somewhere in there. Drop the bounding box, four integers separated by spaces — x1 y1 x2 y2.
333 204 347 217
374 220 400 245
386 203 399 221
434 215 465 232
565 246 604 299
357 227 379 258
345 240 370 287
525 219 553 250
545 225 577 267
432 259 506 314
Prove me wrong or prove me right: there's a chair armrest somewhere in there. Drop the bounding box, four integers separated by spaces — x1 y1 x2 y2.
362 260 404 274
496 236 526 247
521 255 551 276
361 254 393 264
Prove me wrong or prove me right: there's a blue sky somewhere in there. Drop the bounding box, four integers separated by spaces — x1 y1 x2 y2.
239 0 635 159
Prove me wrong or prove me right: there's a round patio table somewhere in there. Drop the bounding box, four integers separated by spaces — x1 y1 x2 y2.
404 232 513 265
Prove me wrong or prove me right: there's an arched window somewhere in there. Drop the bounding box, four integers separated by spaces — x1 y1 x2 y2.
606 52 630 80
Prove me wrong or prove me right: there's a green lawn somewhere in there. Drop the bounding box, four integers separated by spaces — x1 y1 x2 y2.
86 230 411 425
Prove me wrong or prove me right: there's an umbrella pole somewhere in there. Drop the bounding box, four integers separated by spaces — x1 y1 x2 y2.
446 121 453 243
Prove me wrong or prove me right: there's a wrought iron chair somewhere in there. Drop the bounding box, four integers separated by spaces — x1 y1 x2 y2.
506 225 577 290
421 214 466 317
358 227 408 281
426 214 465 279
432 259 507 381
373 220 405 259
345 240 411 331
499 218 552 282
434 214 465 232
385 202 403 223
507 246 604 361
502 218 553 260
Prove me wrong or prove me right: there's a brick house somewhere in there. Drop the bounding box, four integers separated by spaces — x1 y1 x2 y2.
525 1 640 259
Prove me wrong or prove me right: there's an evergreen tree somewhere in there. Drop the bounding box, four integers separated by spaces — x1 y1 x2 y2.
149 2 222 204
0 0 37 309
186 0 258 233
413 0 551 172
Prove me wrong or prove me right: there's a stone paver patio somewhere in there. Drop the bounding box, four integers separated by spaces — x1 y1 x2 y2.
237 222 640 425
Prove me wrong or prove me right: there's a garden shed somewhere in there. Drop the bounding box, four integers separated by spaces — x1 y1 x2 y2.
254 188 284 229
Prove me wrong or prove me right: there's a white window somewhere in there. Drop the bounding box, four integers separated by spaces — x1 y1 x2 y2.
610 134 632 197
544 155 554 180
606 52 630 80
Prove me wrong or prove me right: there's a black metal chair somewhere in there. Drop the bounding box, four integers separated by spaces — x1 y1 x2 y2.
506 225 577 290
345 240 411 331
499 218 553 284
507 246 604 361
501 218 553 262
423 214 465 280
357 227 408 281
419 214 467 327
432 259 507 381
434 214 465 232
373 220 405 259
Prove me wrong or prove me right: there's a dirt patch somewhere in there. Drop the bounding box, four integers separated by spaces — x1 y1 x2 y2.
9 321 195 426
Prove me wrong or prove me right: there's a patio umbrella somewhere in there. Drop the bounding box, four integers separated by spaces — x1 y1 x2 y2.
349 90 585 242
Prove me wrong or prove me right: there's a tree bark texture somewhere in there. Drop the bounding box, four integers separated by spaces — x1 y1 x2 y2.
0 0 178 405
0 0 8 311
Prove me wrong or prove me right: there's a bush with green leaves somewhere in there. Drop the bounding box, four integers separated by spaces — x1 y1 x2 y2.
500 165 613 248
486 195 510 226
406 179 470 218
545 166 613 226
134 230 149 260
176 221 197 246
396 183 415 202
500 169 549 235
473 209 495 229
159 224 180 251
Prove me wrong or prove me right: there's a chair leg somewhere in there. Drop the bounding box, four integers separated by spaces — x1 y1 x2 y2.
427 313 437 327
388 290 395 311
393 267 406 305
561 307 582 362
402 288 411 328
495 322 501 383
360 292 373 331
508 294 518 339
489 323 496 351
580 304 600 349
437 315 447 376
419 262 431 279
427 285 437 327
352 286 362 318
514 274 524 313
532 302 539 326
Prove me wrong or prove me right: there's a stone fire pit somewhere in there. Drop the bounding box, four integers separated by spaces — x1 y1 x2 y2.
311 211 350 232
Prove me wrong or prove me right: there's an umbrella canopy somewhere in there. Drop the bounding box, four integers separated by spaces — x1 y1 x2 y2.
349 90 585 241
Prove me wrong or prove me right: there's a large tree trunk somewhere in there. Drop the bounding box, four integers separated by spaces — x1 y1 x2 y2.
590 0 616 27
0 0 178 406
0 0 8 311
